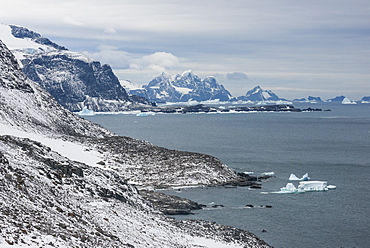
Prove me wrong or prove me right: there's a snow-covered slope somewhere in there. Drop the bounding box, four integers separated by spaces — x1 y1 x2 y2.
0 23 149 112
0 38 271 248
0 135 271 248
128 70 232 103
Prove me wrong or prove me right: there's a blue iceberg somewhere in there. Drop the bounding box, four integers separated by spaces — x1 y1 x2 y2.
77 106 95 116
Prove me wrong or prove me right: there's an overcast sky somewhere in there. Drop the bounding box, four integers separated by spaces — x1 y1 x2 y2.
1 0 370 100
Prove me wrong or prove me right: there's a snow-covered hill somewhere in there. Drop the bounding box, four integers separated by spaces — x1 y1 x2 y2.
0 38 271 247
0 23 149 112
128 70 232 103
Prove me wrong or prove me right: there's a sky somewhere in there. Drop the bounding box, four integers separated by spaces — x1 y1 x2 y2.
1 0 370 100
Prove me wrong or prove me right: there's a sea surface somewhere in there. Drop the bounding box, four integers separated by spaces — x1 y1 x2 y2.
85 103 370 248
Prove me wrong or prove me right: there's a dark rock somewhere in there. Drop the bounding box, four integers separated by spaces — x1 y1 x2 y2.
250 185 262 189
0 151 9 165
139 190 203 215
211 204 224 208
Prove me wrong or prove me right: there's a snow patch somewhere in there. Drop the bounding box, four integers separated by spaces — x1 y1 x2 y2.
0 123 103 168
192 237 244 248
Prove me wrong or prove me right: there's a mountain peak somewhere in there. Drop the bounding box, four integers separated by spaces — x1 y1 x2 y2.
237 85 281 102
132 70 232 102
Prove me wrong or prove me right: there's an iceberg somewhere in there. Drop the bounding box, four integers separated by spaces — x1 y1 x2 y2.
298 181 327 192
261 171 275 176
342 97 357 105
77 106 95 116
289 173 310 181
273 181 335 194
136 112 155 117
277 183 304 194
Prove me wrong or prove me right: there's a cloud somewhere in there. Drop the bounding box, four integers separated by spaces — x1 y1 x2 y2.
104 27 117 34
63 16 85 26
130 52 180 72
83 45 132 68
226 72 248 81
84 47 180 74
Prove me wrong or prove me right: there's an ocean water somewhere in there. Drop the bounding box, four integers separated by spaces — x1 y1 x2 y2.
85 103 370 248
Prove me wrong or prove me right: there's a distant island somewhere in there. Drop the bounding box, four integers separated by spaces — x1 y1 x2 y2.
128 104 329 115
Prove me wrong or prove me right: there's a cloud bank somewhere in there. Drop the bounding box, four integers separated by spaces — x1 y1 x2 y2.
84 46 180 73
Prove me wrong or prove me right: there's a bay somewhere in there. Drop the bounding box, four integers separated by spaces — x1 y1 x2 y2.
85 103 370 248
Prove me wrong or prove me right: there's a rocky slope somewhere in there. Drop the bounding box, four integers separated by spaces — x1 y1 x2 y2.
128 70 232 103
1 23 150 112
0 135 270 248
0 38 271 247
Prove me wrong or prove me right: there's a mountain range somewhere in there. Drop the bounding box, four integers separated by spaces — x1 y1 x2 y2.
1 23 368 111
0 35 271 247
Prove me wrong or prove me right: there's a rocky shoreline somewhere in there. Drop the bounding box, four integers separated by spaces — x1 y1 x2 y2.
140 173 273 215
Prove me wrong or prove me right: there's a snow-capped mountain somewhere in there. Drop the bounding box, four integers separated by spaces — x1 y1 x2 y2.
128 70 233 103
236 86 283 102
0 39 271 247
326 95 357 104
326 95 346 102
0 23 149 112
361 96 370 103
293 96 323 103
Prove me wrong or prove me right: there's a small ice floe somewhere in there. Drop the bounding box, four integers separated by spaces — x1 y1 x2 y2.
136 112 155 117
261 172 275 176
327 185 337 190
273 181 336 194
289 173 310 181
77 106 95 116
